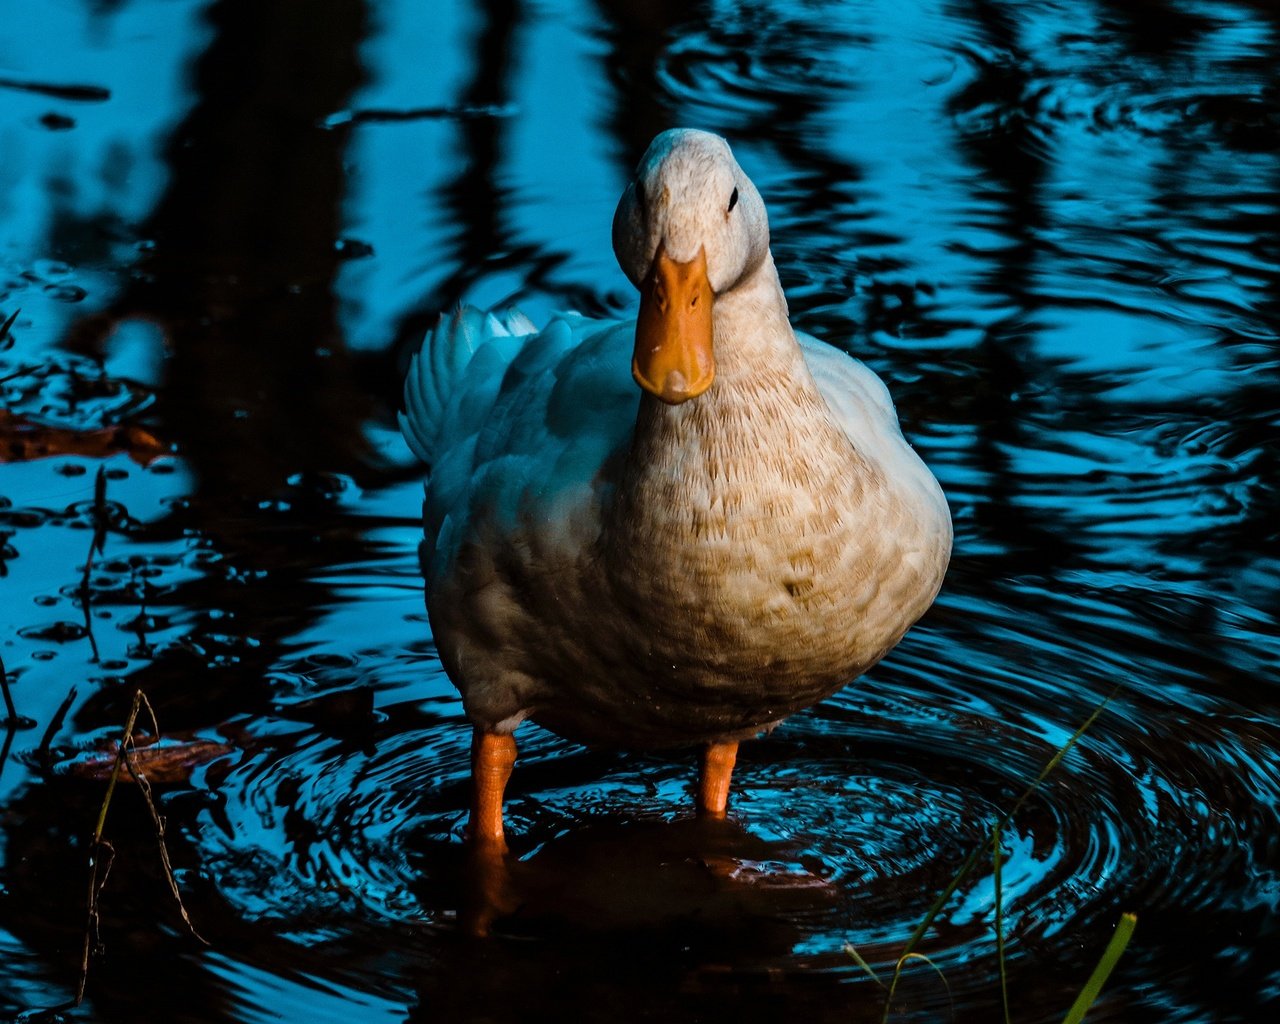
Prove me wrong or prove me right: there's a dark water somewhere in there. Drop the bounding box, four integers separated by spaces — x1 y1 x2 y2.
2 0 1278 1021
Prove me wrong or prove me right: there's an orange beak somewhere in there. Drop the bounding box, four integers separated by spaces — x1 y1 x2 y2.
632 245 715 404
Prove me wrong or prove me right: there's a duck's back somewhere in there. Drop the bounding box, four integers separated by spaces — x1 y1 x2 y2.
403 310 634 545
798 332 951 534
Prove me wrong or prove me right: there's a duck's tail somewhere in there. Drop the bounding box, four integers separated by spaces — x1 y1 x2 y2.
399 307 537 467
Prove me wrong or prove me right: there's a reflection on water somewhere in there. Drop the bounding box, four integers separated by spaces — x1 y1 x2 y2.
2 0 1278 1021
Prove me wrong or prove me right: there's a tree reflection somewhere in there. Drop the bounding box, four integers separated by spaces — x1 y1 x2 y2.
409 0 524 324
5 0 377 1017
64 2 375 499
592 0 700 169
942 0 1094 575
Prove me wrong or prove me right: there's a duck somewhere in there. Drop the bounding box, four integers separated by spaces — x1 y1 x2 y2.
400 128 951 880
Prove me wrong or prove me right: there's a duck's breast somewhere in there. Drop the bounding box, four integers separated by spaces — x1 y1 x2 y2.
570 342 950 744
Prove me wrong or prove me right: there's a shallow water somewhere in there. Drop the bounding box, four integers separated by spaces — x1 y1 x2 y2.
2 0 1278 1021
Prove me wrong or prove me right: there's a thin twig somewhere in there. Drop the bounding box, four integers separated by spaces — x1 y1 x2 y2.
37 686 77 771
0 725 14 787
77 468 109 663
121 697 208 945
0 306 18 341
77 689 209 1005
83 467 109 589
78 838 115 1005
89 692 143 844
78 689 142 1005
1 652 17 722
81 585 101 663
76 691 208 1003
0 655 26 787
79 466 109 595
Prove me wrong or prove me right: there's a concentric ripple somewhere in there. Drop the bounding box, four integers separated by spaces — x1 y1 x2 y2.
183 561 1280 1020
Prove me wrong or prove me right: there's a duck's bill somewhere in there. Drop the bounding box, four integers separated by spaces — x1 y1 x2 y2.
632 245 715 404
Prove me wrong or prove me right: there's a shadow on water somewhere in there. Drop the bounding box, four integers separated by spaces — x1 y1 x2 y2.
2 0 1280 1022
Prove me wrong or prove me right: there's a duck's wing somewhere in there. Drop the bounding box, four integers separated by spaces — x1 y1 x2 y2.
403 309 639 567
797 329 923 472
796 331 900 437
399 307 538 467
798 330 951 530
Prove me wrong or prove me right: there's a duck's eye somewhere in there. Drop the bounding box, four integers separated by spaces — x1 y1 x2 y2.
727 186 739 213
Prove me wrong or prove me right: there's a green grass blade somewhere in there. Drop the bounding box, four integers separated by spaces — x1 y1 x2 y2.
843 943 885 987
902 840 988 955
1061 913 1138 1024
880 952 954 1024
902 686 1119 958
993 822 1011 1024
1006 687 1118 823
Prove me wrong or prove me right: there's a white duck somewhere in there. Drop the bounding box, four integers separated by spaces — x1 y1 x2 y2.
401 128 951 865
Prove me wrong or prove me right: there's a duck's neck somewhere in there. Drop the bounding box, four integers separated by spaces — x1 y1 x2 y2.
705 250 796 385
608 251 853 540
627 250 830 449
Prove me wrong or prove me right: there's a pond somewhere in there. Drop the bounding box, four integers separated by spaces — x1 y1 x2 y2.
2 0 1278 1021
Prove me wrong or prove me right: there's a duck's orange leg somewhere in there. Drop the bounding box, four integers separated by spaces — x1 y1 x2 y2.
464 729 518 936
697 740 739 818
470 729 517 849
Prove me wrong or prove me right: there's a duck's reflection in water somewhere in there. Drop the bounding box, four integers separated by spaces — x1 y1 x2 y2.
410 816 855 1022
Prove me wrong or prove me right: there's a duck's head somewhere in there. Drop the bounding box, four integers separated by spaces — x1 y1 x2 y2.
612 129 770 404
